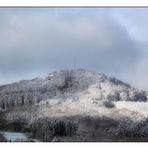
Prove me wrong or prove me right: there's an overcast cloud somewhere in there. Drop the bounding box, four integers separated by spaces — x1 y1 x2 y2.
0 8 148 90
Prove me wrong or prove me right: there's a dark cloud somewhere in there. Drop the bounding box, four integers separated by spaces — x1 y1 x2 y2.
0 8 144 88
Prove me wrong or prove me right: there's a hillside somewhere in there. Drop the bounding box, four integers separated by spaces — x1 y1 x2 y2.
1 69 148 141
0 69 147 110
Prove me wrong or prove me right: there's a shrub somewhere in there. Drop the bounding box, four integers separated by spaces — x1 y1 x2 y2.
0 113 7 129
103 101 115 108
0 134 7 142
7 118 28 132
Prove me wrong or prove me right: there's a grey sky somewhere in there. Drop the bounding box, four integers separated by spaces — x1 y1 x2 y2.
0 8 148 90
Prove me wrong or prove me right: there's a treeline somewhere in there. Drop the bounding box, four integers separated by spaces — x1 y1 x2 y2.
30 117 78 141
2 111 148 142
0 91 41 110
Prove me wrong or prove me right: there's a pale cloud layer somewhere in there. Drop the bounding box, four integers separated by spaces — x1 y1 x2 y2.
0 8 148 90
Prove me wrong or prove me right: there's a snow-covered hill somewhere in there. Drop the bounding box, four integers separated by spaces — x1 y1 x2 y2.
1 69 148 141
0 69 147 111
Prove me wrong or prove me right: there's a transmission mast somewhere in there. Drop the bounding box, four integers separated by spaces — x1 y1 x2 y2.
73 56 76 70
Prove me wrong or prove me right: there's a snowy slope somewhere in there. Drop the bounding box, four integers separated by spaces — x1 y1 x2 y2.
0 69 147 111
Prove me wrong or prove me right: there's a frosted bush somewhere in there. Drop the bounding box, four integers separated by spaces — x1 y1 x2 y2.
103 101 115 108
